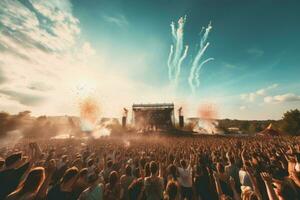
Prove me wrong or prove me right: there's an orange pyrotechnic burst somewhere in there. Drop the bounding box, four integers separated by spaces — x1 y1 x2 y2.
198 103 218 120
79 97 100 124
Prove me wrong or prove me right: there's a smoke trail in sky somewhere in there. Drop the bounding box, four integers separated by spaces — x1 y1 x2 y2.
188 22 213 94
167 18 213 93
195 58 214 87
175 45 189 83
171 22 177 39
167 45 174 81
167 16 188 86
188 42 210 93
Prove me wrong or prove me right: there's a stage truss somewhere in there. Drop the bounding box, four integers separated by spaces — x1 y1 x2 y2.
132 103 175 130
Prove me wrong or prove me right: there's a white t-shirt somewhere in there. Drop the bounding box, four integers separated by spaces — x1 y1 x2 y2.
178 166 193 188
239 169 252 188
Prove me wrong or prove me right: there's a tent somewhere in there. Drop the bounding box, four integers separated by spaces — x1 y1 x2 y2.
257 123 283 136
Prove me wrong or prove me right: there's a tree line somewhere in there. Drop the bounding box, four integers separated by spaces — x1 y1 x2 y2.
217 109 300 136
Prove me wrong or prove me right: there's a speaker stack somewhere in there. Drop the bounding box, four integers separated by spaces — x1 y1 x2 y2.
122 116 126 128
179 115 184 128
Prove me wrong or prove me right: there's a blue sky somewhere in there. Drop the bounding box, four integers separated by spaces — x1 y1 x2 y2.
0 0 299 120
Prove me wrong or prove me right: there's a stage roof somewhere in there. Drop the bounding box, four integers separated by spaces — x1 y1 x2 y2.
132 103 174 110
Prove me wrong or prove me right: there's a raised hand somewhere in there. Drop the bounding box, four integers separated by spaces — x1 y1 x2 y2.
229 176 235 189
260 172 272 183
288 159 296 176
245 166 253 176
46 159 56 175
289 145 294 154
213 171 219 180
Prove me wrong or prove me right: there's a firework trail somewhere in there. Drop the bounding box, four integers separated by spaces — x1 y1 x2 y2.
188 42 210 93
167 45 174 81
195 58 214 87
188 22 213 94
167 16 188 86
175 45 189 83
201 22 212 48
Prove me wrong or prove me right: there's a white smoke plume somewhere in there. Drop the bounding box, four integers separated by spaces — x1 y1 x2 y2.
193 119 219 134
188 22 213 94
91 124 111 138
0 130 23 148
195 58 214 87
167 16 189 86
193 103 221 134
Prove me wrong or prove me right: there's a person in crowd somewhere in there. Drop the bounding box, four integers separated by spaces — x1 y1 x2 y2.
78 173 104 200
0 152 30 199
6 167 45 200
128 177 144 200
164 180 179 200
144 162 151 178
46 167 79 200
194 164 211 200
104 171 121 200
51 154 69 184
133 167 141 179
225 154 240 192
213 171 240 200
1 135 300 200
216 162 233 197
144 161 164 200
177 159 193 200
239 162 252 189
120 165 135 200
102 158 113 184
72 168 89 199
72 158 84 171
261 171 299 200
166 164 178 181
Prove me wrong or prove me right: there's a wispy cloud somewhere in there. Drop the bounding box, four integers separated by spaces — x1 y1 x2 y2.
240 83 278 102
0 88 44 106
102 14 129 27
239 105 247 110
264 93 300 103
0 0 94 113
224 63 236 69
247 48 264 57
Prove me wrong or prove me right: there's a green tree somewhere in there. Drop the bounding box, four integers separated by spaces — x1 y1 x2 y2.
240 121 250 133
248 123 258 134
217 121 228 134
280 109 300 136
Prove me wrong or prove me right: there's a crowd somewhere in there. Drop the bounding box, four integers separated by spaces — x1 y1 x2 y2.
0 135 300 200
